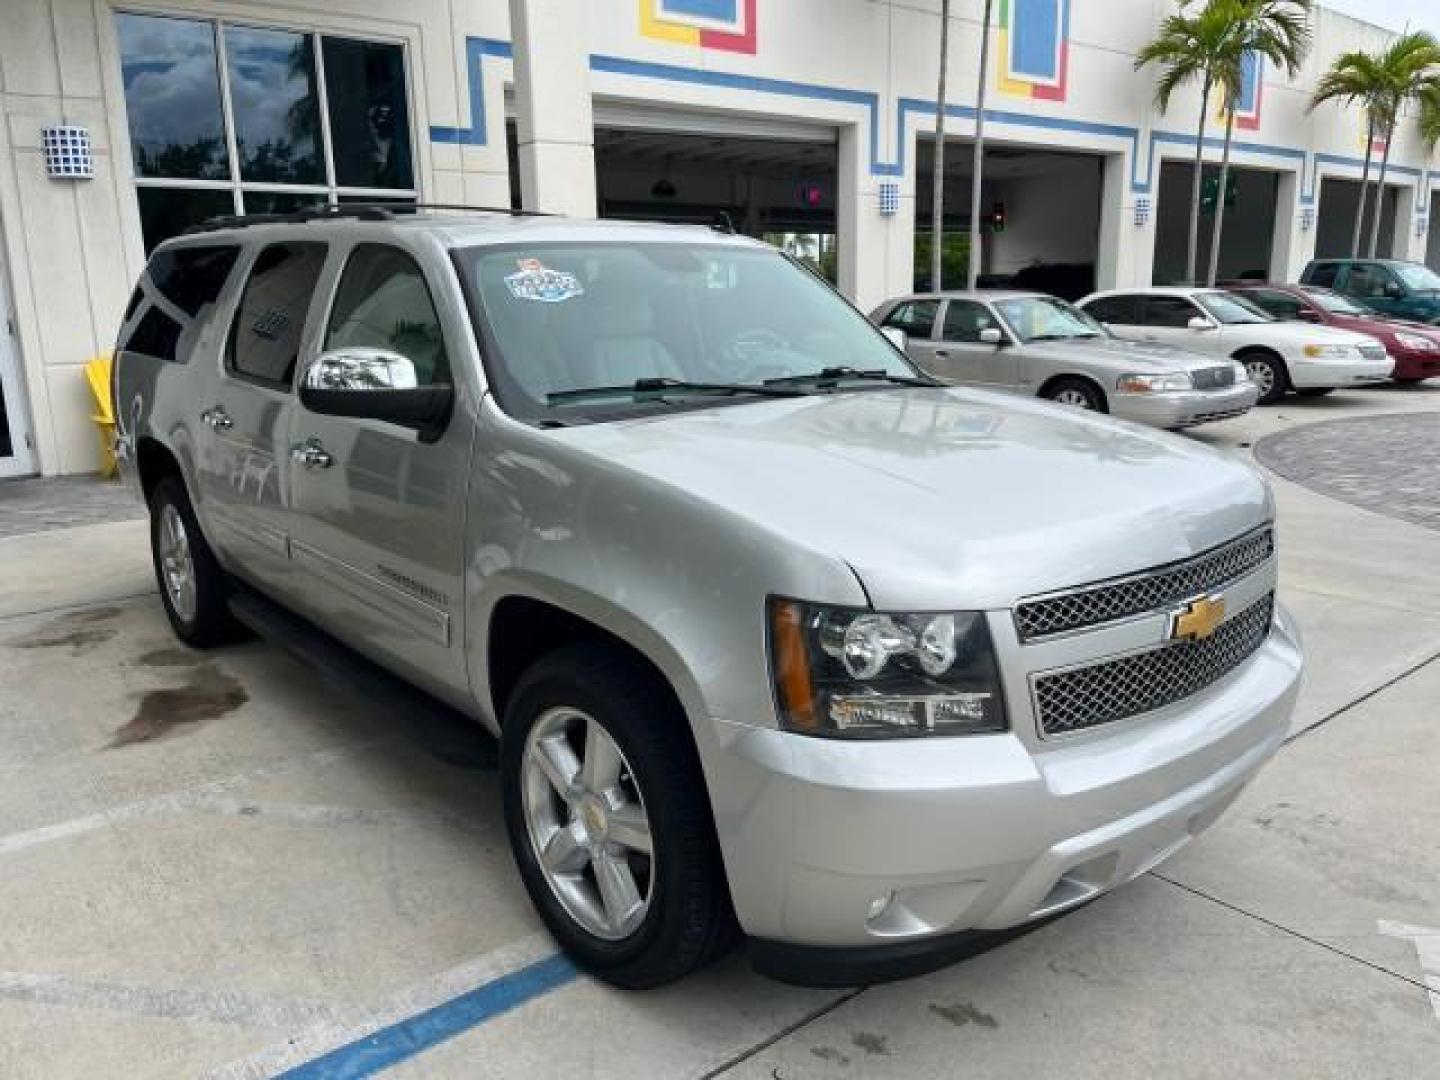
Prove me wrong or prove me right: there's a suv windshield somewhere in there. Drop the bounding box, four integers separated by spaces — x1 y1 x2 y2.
1196 291 1272 324
992 296 1108 343
1395 264 1440 292
1303 287 1370 316
456 241 921 421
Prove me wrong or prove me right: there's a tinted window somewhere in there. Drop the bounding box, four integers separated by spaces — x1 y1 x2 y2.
1083 295 1141 325
325 246 448 385
224 27 323 184
228 243 328 387
1141 297 1203 328
1307 263 1340 288
122 307 183 362
115 14 229 180
883 300 940 338
323 38 414 190
942 301 1000 343
1243 290 1305 321
1344 264 1395 299
147 245 240 317
1195 291 1272 324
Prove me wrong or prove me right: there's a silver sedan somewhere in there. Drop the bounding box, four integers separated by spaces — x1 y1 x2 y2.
871 290 1258 429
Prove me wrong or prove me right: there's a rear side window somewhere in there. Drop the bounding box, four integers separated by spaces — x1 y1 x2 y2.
117 243 239 363
1244 290 1305 320
324 245 449 385
1306 263 1340 288
882 300 940 339
1083 295 1141 325
228 242 328 388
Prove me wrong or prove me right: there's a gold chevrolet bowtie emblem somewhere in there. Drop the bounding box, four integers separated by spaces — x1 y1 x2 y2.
1171 595 1227 642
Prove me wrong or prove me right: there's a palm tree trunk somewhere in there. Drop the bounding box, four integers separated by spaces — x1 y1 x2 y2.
930 0 951 292
1367 119 1396 258
1187 74 1213 285
1206 106 1236 287
1351 118 1375 259
967 0 995 291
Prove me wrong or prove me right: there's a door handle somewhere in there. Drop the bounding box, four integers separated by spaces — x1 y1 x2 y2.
933 349 950 358
200 406 233 431
290 437 335 470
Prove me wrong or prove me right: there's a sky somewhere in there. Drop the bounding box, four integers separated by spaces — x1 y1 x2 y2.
1319 0 1440 34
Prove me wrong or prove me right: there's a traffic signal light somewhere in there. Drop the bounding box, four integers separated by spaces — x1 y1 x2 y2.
990 202 1006 233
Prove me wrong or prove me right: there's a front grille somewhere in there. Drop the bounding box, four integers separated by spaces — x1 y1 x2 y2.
1014 527 1274 641
1191 366 1236 390
1358 343 1388 364
1033 593 1274 737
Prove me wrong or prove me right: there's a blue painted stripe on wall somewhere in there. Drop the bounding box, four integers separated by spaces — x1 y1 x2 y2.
276 954 577 1080
428 38 513 146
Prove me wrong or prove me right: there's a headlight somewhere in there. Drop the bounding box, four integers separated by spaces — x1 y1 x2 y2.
1231 360 1251 382
1394 332 1439 352
1116 372 1193 393
769 600 1007 738
1302 344 1356 359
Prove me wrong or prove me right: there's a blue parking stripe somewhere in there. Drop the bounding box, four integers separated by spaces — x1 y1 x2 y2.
277 954 578 1080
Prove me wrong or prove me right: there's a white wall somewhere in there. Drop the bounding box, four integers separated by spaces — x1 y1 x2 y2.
985 158 1103 277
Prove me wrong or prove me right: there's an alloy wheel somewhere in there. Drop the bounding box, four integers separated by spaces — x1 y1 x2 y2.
158 502 198 623
521 707 654 941
1053 388 1095 409
1245 359 1276 397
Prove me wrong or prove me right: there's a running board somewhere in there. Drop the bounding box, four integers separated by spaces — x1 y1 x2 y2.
228 585 496 769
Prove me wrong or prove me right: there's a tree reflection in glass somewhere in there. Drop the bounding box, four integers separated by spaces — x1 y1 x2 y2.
224 26 323 185
116 14 229 180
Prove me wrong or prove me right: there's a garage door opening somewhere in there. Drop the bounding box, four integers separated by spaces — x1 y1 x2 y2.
916 138 1106 298
583 123 839 280
1153 161 1278 284
1314 177 1399 260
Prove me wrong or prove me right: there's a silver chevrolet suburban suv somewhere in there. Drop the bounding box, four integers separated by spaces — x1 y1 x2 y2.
114 207 1303 989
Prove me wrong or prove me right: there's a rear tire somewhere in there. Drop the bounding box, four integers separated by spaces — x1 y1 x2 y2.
1239 351 1287 405
1042 377 1106 413
148 475 239 647
500 643 734 989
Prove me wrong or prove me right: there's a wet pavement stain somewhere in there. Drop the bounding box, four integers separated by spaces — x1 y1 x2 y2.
108 664 248 748
810 1046 851 1066
7 607 122 652
928 1001 999 1029
850 1032 890 1056
137 646 206 668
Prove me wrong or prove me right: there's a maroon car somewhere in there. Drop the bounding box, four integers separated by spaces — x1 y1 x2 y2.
1227 282 1440 383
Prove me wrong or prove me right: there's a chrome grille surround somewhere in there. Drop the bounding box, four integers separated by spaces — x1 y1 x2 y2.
1014 526 1274 642
1357 342 1388 364
1190 365 1236 390
1032 593 1275 738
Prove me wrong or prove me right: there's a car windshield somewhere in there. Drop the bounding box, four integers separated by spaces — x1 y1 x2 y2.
1196 291 1272 324
456 241 923 421
1394 263 1440 292
992 296 1108 343
1303 287 1371 316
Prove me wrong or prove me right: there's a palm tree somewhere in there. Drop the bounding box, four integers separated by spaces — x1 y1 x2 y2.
1314 33 1440 260
1421 84 1440 226
1205 0 1312 286
931 0 951 293
1135 0 1311 286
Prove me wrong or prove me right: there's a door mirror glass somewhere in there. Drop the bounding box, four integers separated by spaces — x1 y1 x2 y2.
880 326 908 351
979 327 1004 345
1187 316 1214 331
299 348 452 441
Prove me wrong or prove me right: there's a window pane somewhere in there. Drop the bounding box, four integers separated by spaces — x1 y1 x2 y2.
323 38 414 190
147 245 241 317
326 246 448 385
229 243 328 387
241 190 326 215
137 187 235 253
225 27 323 184
942 301 998 343
1142 297 1199 328
115 14 229 180
122 307 183 363
883 300 939 338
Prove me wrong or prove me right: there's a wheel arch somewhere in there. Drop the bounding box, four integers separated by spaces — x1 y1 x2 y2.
1037 373 1109 411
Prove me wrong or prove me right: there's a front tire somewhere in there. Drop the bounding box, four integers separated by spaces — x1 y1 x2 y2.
1042 377 1106 412
500 644 734 989
1240 351 1288 405
148 475 239 647
1294 387 1335 398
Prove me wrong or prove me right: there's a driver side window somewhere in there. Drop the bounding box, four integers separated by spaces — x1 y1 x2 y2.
325 245 450 386
1344 264 1394 299
942 301 999 343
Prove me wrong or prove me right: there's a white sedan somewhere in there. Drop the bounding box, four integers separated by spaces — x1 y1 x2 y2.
1078 287 1393 404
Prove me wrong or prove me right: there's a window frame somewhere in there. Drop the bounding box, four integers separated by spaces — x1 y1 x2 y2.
115 11 421 236
225 240 332 393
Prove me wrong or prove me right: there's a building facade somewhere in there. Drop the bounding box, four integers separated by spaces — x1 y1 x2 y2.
2 0 1437 477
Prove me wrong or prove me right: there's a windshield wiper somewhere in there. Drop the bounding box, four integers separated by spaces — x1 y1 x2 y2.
764 366 939 388
547 377 804 405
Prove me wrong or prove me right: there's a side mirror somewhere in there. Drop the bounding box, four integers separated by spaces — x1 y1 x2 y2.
1187 316 1215 331
979 327 1005 345
299 348 452 442
880 327 909 351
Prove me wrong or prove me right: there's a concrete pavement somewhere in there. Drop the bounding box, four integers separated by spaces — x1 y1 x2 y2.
1 384 1437 1078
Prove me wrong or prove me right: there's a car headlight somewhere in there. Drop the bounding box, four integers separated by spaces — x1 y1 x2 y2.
1116 372 1193 393
1302 344 1356 359
1394 332 1439 352
769 600 1007 738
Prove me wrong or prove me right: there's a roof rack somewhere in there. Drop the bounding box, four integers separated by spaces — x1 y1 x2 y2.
180 201 556 237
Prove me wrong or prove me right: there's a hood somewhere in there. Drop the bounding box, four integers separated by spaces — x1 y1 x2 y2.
1038 336 1223 371
559 388 1271 610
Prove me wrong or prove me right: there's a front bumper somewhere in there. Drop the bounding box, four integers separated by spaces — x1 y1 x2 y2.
1287 353 1393 389
1111 381 1259 428
715 605 1302 981
1389 347 1440 381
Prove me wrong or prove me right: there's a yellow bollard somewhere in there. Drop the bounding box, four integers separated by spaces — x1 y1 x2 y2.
84 353 117 478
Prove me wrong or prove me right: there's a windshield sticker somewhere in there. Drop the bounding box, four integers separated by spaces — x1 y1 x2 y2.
504 258 584 303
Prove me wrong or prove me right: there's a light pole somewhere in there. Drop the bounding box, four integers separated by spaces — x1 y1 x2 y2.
931 0 952 293
968 0 995 292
